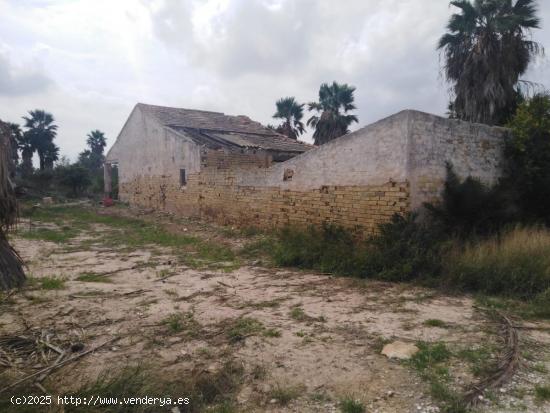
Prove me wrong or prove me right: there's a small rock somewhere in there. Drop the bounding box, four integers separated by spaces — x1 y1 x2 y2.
269 399 277 404
381 341 419 360
171 407 180 413
43 197 53 205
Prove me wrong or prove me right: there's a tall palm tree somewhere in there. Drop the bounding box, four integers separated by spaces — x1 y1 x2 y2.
273 97 306 140
17 132 34 178
7 123 21 170
307 82 358 145
438 0 542 125
86 130 107 155
22 110 58 170
43 141 60 170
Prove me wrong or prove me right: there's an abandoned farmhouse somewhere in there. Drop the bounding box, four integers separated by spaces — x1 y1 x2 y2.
105 103 506 235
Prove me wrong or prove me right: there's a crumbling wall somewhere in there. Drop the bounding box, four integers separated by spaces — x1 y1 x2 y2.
115 109 505 235
406 111 506 209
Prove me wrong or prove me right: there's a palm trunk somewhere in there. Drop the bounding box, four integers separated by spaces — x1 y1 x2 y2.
0 121 26 290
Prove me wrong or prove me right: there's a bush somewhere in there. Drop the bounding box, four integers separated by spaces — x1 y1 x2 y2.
272 214 445 282
425 164 516 237
506 93 550 224
444 226 550 298
364 213 445 282
273 224 368 275
55 164 91 197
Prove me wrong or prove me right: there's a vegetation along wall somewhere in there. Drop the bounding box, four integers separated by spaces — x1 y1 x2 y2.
114 110 506 236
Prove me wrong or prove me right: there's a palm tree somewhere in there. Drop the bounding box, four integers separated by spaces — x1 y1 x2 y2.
43 141 60 170
86 130 107 155
273 97 306 140
438 0 542 125
7 123 21 170
22 110 58 170
80 130 107 170
307 82 358 145
17 133 34 178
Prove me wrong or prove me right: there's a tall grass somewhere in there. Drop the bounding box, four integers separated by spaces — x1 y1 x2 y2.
445 226 550 298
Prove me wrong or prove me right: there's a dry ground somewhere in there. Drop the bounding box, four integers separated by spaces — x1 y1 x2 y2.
0 204 549 413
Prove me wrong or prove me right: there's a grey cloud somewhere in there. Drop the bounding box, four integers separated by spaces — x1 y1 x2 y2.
0 54 53 96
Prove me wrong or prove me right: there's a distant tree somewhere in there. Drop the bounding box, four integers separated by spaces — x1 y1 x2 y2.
307 82 358 145
438 0 543 125
57 164 91 197
17 131 34 178
43 141 59 170
7 123 21 169
273 97 306 140
22 110 58 170
79 130 106 170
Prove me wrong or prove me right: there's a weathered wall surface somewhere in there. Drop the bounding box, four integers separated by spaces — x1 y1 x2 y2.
406 111 506 209
113 109 505 234
106 106 201 186
120 147 409 236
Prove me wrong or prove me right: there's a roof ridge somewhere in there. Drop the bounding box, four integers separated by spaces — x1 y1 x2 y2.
137 102 224 115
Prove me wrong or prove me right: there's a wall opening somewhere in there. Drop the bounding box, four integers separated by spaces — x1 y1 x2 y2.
180 169 187 186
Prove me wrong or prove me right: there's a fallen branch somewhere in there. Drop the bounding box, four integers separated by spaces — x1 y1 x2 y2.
463 310 520 407
0 336 119 394
85 263 150 278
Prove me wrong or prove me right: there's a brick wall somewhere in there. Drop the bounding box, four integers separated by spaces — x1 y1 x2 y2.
120 148 410 236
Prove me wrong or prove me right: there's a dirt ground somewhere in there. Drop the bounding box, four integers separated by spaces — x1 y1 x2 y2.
1 205 549 413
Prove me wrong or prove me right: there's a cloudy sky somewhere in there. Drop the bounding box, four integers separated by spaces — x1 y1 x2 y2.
1 0 549 160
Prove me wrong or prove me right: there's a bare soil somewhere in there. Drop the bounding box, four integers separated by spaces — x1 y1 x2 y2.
1 206 549 413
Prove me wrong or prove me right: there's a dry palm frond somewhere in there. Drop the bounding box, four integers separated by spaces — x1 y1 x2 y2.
463 310 520 406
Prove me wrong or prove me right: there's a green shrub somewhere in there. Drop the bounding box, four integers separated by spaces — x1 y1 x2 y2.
339 398 365 413
445 226 550 298
273 224 368 275
426 164 516 237
506 93 550 224
364 213 446 282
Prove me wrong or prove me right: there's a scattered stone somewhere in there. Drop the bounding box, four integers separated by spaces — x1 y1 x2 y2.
381 341 419 360
42 197 53 205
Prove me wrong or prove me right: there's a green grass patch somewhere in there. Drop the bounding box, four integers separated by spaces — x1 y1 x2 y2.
22 205 240 270
76 272 112 283
238 237 276 259
268 384 303 406
339 398 365 413
29 276 66 290
162 312 201 336
533 363 548 374
20 226 79 243
456 346 496 378
263 328 281 338
406 342 467 413
424 319 448 328
226 317 265 342
290 307 307 321
535 385 550 401
408 342 451 372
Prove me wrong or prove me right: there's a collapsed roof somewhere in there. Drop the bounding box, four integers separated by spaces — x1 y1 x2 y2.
138 103 311 154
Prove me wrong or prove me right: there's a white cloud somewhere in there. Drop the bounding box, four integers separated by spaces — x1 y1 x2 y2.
0 0 549 157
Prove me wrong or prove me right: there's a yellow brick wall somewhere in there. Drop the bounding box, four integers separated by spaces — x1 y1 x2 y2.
120 149 410 236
